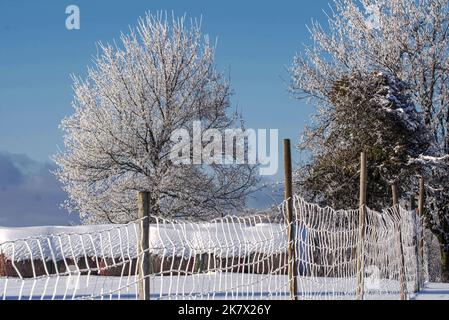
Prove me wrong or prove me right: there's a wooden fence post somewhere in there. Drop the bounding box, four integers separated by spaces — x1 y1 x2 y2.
391 184 398 207
356 152 367 300
283 139 298 300
418 176 425 287
138 191 151 300
410 194 420 293
392 184 407 300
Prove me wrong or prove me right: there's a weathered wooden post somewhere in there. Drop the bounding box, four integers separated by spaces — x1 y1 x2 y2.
356 152 367 300
418 176 425 287
410 194 420 293
392 184 407 300
391 184 398 207
138 191 151 300
284 139 298 300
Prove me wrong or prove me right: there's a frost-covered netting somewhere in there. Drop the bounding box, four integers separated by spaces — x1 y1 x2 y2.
147 213 292 300
147 200 414 300
292 197 360 299
0 212 293 300
0 196 428 300
293 196 428 300
0 220 144 300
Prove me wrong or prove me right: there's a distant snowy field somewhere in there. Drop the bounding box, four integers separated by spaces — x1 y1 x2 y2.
0 222 293 262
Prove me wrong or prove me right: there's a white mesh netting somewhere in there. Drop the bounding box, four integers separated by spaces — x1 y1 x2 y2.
0 196 428 300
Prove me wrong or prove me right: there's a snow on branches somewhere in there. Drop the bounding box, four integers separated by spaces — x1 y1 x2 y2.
290 0 449 279
290 0 449 149
295 71 430 210
54 12 258 224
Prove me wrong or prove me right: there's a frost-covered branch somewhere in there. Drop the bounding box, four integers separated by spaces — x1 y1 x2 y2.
54 12 258 224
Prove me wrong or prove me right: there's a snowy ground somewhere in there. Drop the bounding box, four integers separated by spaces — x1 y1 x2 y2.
2 274 445 300
412 283 449 300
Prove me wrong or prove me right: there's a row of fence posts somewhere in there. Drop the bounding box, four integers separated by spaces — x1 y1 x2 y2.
135 139 426 301
282 140 426 301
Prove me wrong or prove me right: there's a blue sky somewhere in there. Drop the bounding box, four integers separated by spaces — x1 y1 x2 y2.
0 0 330 226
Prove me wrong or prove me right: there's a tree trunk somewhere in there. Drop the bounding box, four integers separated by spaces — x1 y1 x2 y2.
441 247 449 282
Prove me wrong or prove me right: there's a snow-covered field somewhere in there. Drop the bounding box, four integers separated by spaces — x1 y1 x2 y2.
1 275 138 300
0 274 290 300
2 274 443 300
0 221 446 300
413 283 449 300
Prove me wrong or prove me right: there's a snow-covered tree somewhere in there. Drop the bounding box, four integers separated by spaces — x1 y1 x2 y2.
54 13 258 224
291 0 449 146
296 71 430 210
290 0 449 281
